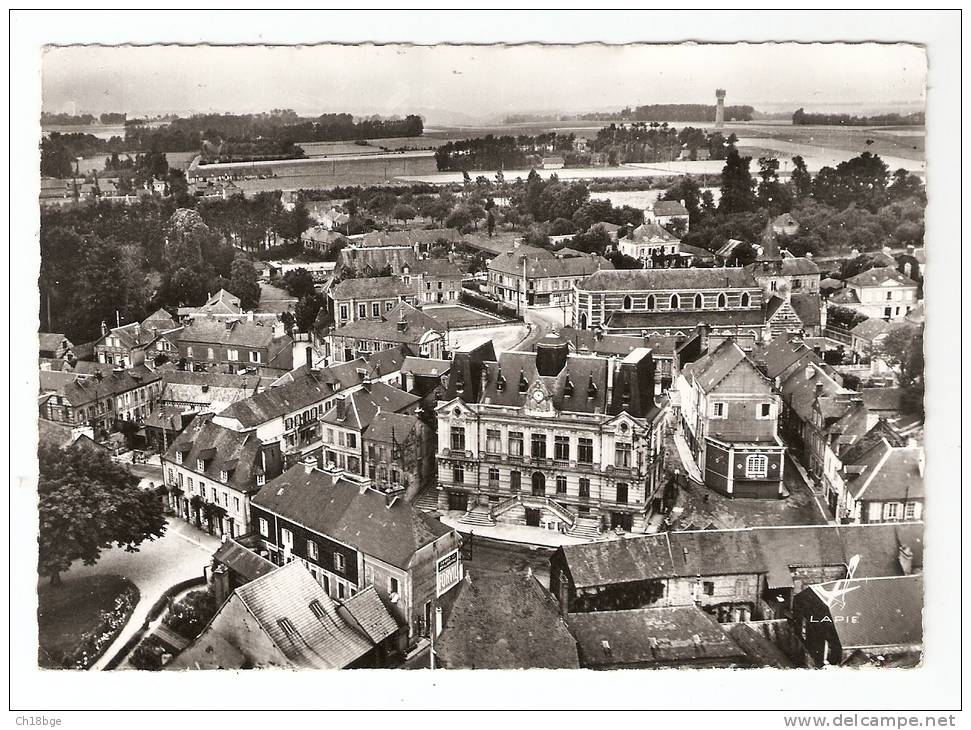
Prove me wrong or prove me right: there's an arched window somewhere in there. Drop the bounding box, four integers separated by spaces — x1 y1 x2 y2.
670 293 680 309
741 292 751 308
578 312 588 329
622 295 633 311
647 294 656 311
745 454 768 479
717 293 727 309
694 293 703 310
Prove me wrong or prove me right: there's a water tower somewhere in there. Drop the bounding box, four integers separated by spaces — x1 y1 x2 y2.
714 89 726 129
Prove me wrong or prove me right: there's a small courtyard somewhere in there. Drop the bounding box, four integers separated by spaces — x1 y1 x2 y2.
663 431 830 531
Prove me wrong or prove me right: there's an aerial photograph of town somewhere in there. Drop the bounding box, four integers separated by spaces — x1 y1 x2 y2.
10 10 962 720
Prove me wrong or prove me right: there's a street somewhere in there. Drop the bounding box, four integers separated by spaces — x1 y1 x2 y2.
61 517 221 670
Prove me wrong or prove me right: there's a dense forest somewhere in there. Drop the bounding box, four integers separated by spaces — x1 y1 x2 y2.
792 108 925 126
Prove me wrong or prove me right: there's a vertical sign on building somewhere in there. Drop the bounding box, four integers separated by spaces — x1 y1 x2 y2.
436 550 462 596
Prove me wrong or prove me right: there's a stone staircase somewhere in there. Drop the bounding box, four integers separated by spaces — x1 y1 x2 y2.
568 517 603 541
458 506 496 527
412 487 441 513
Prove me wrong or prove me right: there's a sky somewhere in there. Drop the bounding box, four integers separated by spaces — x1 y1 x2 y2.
42 43 926 124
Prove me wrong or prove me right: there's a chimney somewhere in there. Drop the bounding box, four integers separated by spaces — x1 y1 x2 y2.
814 382 824 397
336 398 346 421
247 311 255 322
898 545 914 574
133 322 141 339
100 321 109 337
805 364 815 380
850 248 860 258
305 346 314 371
906 244 916 255
301 456 317 475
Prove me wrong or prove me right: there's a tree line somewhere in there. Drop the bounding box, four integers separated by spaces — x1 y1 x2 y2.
792 108 925 126
664 149 925 264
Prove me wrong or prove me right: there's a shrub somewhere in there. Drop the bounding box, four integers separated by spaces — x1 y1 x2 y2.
163 589 219 640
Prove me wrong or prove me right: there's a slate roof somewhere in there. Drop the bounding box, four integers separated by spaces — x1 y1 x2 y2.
320 382 420 431
653 200 690 217
198 289 243 315
338 247 418 275
779 361 851 423
789 294 823 327
365 344 412 379
681 338 765 394
781 257 820 276
37 418 78 449
726 623 795 668
252 464 453 570
761 333 818 380
234 562 375 669
557 328 678 358
410 258 464 279
846 266 917 289
558 523 924 589
808 574 923 649
160 370 263 410
212 539 276 583
860 387 906 413
844 440 924 502
436 573 579 669
329 301 443 344
342 586 400 643
331 276 418 300
568 606 745 667
39 365 162 406
490 247 612 279
581 268 759 292
364 410 423 445
165 415 273 494
629 221 680 243
179 317 280 349
401 356 450 378
839 522 923 578
218 367 362 428
358 228 461 248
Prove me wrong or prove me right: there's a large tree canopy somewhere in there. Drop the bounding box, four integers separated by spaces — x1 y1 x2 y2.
38 443 167 586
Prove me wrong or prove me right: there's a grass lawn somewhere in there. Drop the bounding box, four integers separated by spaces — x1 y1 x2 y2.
38 574 139 669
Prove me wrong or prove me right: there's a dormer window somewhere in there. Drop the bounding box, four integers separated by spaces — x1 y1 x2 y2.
256 473 266 486
196 459 205 472
518 373 529 393
587 379 598 399
564 378 574 397
497 373 506 390
220 470 229 482
175 450 183 464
